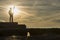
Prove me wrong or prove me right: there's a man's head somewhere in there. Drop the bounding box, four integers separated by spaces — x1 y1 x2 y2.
10 8 12 10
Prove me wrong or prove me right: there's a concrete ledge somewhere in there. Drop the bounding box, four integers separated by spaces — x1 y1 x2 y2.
0 22 27 36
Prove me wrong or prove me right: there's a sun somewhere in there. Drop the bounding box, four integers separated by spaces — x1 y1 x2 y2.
8 5 19 16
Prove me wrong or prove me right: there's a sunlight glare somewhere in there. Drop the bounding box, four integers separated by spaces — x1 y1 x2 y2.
8 5 20 16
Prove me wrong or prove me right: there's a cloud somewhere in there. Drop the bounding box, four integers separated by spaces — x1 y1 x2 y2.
52 19 60 23
0 20 6 22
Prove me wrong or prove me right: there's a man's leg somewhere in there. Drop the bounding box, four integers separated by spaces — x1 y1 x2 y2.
9 16 11 22
12 15 13 22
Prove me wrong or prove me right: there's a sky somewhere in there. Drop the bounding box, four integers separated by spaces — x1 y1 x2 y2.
0 0 60 28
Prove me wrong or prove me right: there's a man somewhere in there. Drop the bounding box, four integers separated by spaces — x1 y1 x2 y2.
9 8 13 22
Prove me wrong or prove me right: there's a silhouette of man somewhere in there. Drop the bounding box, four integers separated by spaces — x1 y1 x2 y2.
9 8 13 22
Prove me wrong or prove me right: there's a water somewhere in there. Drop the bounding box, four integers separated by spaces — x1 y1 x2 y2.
0 35 26 40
